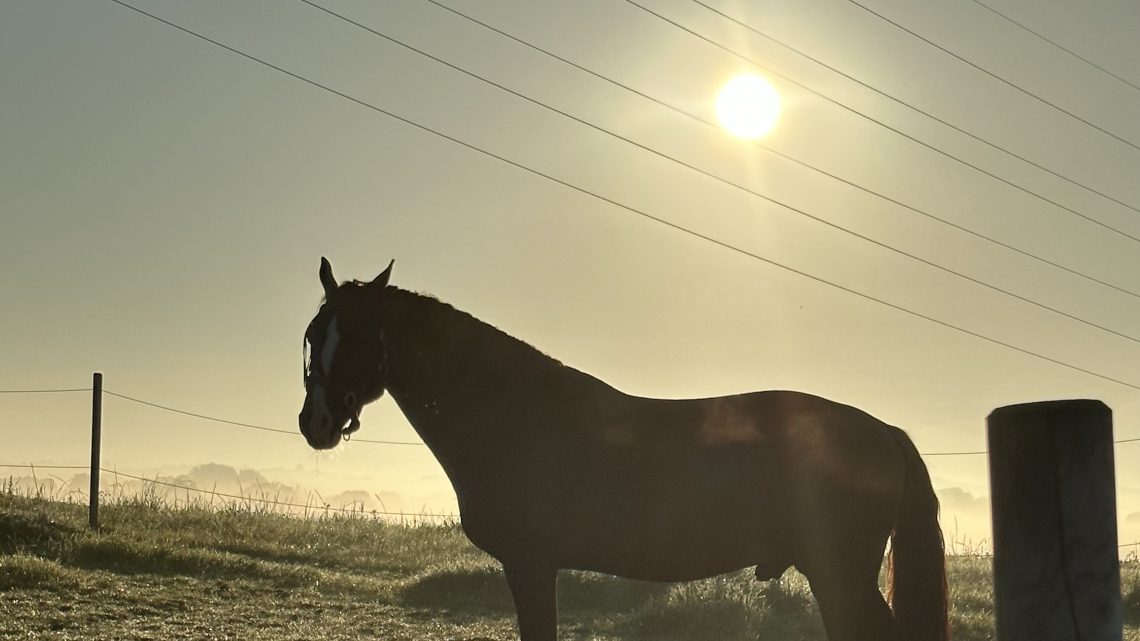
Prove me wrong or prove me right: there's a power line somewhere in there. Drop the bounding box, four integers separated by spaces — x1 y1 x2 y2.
420 0 1140 303
425 1 1140 305
621 0 1140 246
104 0 1140 394
686 0 1140 216
844 0 1140 154
965 0 1140 94
299 0 1140 348
103 389 425 446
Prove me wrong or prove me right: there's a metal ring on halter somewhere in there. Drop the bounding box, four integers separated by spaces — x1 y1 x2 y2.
342 415 361 441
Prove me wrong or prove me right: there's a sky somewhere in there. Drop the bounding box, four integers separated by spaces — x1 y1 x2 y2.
3 0 1140 545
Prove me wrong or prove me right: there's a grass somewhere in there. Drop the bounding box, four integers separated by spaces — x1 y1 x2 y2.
1 483 1138 640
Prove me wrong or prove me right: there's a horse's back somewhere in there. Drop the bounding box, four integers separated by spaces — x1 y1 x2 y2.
596 389 907 492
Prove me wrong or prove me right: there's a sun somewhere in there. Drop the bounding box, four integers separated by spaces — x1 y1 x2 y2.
715 74 780 139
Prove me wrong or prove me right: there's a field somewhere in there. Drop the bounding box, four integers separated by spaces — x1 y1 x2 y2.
1 487 1138 641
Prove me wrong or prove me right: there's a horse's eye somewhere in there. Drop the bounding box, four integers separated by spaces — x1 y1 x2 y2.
344 391 357 408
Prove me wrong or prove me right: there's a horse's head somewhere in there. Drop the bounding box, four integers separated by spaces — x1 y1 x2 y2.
299 257 394 450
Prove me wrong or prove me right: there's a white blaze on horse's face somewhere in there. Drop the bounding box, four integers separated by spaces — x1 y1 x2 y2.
320 316 340 375
310 315 341 427
300 314 355 450
307 381 333 433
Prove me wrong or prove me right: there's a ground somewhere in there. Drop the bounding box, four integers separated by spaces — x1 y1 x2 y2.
1 487 1137 640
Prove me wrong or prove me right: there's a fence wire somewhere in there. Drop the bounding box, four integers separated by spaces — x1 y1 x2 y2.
1 461 456 520
6 384 1140 455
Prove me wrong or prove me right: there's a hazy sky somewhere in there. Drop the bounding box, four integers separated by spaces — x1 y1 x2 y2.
4 0 1140 542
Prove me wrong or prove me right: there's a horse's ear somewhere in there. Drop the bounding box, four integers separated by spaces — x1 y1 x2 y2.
369 259 395 293
319 257 338 297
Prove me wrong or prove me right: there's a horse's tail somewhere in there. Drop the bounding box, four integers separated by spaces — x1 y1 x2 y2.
886 427 950 641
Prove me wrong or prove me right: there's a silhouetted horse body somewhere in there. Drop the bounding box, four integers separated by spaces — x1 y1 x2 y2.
299 259 949 641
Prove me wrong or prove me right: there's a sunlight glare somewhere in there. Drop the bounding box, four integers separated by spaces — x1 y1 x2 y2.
716 74 780 139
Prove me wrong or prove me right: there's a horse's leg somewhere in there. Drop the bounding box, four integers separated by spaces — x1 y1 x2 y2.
806 569 894 641
796 523 895 641
503 563 558 641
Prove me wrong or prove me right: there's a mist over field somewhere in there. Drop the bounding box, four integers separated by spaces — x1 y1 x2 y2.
4 462 458 521
7 461 1140 550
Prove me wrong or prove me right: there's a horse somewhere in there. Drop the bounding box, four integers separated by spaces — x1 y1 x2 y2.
298 258 949 641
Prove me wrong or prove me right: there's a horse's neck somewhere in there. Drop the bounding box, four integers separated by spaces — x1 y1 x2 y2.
381 289 561 452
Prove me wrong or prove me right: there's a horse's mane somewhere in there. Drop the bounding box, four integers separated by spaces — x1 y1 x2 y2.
383 285 577 375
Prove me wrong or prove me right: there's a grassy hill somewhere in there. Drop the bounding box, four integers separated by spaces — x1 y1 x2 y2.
1 487 1137 640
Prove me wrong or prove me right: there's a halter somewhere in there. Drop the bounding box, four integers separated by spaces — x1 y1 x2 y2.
302 322 388 441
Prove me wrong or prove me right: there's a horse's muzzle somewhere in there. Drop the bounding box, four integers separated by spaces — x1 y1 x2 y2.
299 393 344 450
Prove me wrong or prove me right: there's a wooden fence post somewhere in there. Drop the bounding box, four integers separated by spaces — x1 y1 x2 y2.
89 372 102 530
987 399 1121 641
